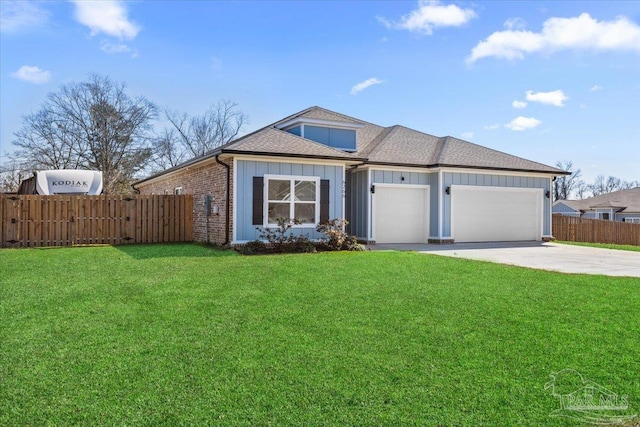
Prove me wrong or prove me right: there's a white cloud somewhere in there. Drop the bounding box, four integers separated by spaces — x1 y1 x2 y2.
468 13 640 62
350 78 384 95
0 1 49 33
10 65 51 84
484 123 500 130
590 84 603 91
380 0 476 35
512 100 527 109
71 0 139 40
504 17 526 31
504 116 542 131
526 90 568 107
461 131 474 139
100 40 137 57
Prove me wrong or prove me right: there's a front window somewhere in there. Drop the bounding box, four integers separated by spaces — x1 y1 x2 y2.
266 176 319 225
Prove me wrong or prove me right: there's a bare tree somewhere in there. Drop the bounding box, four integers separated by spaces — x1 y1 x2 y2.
615 178 639 190
152 128 186 170
12 109 86 171
589 175 638 196
13 74 157 194
553 160 583 200
574 181 589 200
0 158 35 193
152 100 247 169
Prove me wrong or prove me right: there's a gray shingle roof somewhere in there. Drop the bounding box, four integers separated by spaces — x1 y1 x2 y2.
556 188 640 213
221 127 362 160
434 136 563 173
289 107 565 174
362 126 442 165
137 105 567 184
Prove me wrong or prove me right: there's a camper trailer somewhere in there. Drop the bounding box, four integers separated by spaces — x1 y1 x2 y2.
17 170 103 195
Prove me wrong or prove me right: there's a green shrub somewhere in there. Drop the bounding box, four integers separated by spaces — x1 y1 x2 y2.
258 217 314 253
342 235 365 251
316 218 365 251
239 239 268 255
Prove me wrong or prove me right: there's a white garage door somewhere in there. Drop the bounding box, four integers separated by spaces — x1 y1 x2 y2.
374 185 429 244
451 186 542 243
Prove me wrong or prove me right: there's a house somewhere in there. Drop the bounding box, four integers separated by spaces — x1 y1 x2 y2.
553 188 640 223
134 106 567 245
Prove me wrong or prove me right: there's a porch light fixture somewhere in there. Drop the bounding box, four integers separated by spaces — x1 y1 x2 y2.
212 204 220 215
445 186 450 195
545 190 550 199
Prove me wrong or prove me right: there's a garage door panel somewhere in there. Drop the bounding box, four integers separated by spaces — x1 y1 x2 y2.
374 186 429 244
452 186 541 243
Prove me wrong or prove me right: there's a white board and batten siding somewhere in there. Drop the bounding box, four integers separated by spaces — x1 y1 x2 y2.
451 185 543 242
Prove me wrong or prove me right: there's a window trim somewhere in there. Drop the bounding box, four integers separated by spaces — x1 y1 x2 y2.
263 174 320 227
298 125 358 152
280 122 358 152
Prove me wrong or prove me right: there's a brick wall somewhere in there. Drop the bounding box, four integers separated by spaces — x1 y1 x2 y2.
137 157 234 245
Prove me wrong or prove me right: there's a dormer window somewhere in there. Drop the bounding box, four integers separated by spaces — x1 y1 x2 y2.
277 117 364 152
304 126 356 151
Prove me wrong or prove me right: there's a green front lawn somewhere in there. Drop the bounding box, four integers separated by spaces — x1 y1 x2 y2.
1 244 638 426
556 240 640 252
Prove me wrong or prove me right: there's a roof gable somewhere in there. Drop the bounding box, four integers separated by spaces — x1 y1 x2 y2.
221 127 362 160
274 106 387 154
553 200 581 211
556 187 640 213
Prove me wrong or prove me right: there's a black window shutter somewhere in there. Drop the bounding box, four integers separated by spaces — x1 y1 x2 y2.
320 179 330 223
252 177 264 225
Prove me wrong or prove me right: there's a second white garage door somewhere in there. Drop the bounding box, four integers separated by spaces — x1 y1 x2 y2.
374 185 429 244
451 185 542 243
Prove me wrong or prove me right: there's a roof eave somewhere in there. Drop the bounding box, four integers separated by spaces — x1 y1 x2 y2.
589 205 626 211
432 163 569 175
133 149 223 185
221 149 365 163
364 161 567 175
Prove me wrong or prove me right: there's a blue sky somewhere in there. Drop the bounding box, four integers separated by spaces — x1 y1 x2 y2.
1 1 639 182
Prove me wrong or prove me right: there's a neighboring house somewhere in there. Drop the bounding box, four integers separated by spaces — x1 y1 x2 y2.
553 188 640 223
135 106 567 245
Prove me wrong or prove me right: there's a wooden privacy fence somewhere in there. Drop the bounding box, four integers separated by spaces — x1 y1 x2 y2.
552 214 640 246
1 194 193 248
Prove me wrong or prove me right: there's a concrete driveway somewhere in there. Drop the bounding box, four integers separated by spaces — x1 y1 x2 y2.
368 241 640 277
